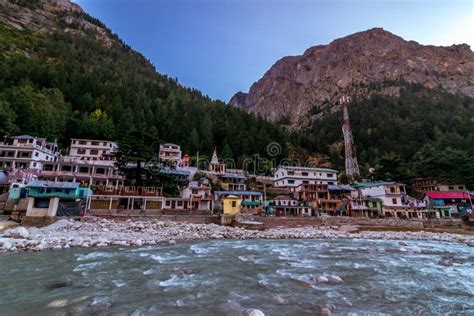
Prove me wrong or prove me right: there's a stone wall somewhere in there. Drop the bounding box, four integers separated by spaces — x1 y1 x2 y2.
22 216 58 227
255 216 425 229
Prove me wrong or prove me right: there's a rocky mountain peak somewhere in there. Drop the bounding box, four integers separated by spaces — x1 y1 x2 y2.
0 0 118 47
231 28 474 128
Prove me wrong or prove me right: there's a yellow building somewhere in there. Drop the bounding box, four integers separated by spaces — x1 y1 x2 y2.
223 195 242 215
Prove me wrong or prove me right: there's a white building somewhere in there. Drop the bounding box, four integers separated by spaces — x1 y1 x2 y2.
352 181 430 218
273 166 338 191
68 139 118 158
159 143 182 166
38 156 123 188
0 135 59 170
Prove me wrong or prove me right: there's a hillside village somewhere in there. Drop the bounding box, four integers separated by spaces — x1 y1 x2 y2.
0 135 472 227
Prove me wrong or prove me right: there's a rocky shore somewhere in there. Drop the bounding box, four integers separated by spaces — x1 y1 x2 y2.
1 217 473 253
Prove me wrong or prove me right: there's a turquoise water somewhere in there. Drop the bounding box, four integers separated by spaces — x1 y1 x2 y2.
0 239 473 315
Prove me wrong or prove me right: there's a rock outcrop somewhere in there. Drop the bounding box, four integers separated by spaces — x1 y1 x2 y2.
0 0 120 47
232 28 474 128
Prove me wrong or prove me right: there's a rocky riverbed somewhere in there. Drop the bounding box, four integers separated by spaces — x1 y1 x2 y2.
1 217 473 253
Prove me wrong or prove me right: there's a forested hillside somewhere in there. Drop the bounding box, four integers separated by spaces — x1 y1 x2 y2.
0 9 290 162
300 84 474 188
0 0 473 188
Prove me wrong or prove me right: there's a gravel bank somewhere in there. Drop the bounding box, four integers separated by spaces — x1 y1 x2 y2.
1 217 473 253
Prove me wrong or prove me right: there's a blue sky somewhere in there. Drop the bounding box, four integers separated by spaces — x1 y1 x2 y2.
75 0 473 102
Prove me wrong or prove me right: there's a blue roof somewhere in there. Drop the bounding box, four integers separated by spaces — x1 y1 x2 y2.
214 190 262 196
160 168 190 177
222 173 246 179
26 180 79 189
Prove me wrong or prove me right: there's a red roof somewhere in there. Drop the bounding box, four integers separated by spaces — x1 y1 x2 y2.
425 191 471 200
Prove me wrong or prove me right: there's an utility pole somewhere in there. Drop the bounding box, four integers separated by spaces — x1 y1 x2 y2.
341 95 360 183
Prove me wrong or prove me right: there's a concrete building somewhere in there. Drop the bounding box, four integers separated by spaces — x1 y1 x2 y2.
273 166 338 191
0 135 59 171
38 156 124 188
25 181 92 217
220 173 247 191
223 195 242 215
214 190 263 215
412 178 467 194
423 191 473 218
68 139 118 158
88 185 165 215
267 195 312 217
352 182 432 219
159 143 182 166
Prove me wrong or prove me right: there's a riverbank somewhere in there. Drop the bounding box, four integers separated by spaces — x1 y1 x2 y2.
1 217 473 253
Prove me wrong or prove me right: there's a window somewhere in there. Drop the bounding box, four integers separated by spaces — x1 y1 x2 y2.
79 167 89 173
90 149 99 155
390 187 396 193
166 201 171 206
448 186 454 190
35 152 39 157
78 148 86 155
18 151 31 158
302 172 308 176
303 180 309 184
79 140 87 145
288 180 295 184
95 168 106 174
328 182 334 185
91 141 99 146
392 198 398 204
232 201 237 207
327 173 334 178
61 165 72 172
288 171 294 175
192 189 198 194
177 201 183 207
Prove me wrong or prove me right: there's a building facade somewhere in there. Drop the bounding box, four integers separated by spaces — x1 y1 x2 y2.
159 143 182 166
68 139 118 158
0 135 59 171
273 166 338 191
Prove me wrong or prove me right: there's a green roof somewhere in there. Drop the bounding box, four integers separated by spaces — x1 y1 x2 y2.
242 201 262 206
351 181 394 188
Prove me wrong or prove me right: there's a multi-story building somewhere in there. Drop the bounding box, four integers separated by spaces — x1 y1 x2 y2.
0 135 59 170
68 139 118 158
87 185 165 215
159 143 182 166
267 195 312 217
38 156 124 188
220 173 247 191
273 166 338 191
25 180 92 218
423 191 473 218
352 181 430 219
412 178 467 194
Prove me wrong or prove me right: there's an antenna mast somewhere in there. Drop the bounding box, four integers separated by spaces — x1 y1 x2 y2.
341 95 360 182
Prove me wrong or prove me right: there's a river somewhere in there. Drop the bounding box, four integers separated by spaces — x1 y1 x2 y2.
0 239 473 315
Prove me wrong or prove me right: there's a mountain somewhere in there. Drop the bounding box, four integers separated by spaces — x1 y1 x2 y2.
0 0 294 163
232 28 474 128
